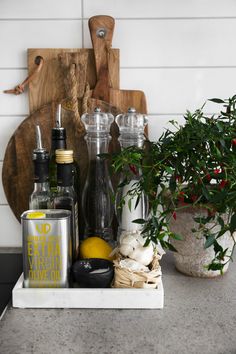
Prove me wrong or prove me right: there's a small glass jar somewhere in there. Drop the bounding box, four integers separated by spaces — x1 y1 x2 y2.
81 108 114 242
115 108 149 239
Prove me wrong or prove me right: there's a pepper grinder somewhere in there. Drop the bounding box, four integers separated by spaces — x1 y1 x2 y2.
81 107 114 243
115 108 149 238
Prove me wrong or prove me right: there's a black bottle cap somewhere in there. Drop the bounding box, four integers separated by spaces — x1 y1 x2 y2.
33 151 49 183
51 127 66 141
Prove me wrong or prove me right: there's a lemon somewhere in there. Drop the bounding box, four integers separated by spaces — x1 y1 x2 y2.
80 237 114 261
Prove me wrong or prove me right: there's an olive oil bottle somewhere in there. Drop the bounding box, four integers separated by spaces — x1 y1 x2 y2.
49 104 67 195
29 125 50 210
52 149 79 262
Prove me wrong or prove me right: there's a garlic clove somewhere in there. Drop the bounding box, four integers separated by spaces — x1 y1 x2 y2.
120 234 140 248
119 244 134 257
119 259 149 272
129 244 154 266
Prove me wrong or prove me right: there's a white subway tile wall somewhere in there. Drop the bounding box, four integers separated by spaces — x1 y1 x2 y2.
0 0 236 246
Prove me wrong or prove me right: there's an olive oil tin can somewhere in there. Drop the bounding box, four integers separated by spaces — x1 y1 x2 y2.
21 210 71 288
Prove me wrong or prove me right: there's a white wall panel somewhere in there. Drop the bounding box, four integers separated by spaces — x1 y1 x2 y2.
1 0 82 19
0 1 236 247
84 19 236 67
0 206 21 247
120 68 236 114
148 114 186 142
0 20 82 68
84 0 236 18
0 162 7 204
0 70 29 115
0 116 26 161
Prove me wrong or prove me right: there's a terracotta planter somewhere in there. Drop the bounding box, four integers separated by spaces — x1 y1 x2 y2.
169 207 235 277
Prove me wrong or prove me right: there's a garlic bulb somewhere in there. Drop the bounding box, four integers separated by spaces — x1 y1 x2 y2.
119 230 154 266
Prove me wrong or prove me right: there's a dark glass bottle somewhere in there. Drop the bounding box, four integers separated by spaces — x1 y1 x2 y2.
52 149 79 262
29 125 50 209
49 104 67 195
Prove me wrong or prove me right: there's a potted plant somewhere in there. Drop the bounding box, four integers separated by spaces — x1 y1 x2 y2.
112 96 236 277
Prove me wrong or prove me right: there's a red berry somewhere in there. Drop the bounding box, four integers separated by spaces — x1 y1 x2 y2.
172 211 177 220
219 180 228 189
208 209 216 217
191 195 198 202
177 191 185 203
129 164 138 175
175 175 182 183
214 168 221 175
232 139 236 146
206 174 211 182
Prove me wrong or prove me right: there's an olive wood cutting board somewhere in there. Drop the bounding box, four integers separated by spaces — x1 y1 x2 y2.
3 17 120 223
27 47 119 114
2 15 148 232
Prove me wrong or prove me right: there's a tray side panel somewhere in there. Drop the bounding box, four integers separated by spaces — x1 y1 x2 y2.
12 274 164 309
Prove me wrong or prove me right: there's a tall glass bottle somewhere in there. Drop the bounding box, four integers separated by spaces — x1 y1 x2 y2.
81 107 114 243
115 108 149 238
49 104 67 195
29 125 50 209
52 149 79 262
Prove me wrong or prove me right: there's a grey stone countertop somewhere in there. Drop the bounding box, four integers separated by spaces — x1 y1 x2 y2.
0 252 236 354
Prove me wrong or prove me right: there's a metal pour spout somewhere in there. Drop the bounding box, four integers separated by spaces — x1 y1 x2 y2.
35 124 43 151
56 104 62 128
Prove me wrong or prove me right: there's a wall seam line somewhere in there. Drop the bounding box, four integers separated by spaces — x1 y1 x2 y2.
1 16 236 21
2 66 236 70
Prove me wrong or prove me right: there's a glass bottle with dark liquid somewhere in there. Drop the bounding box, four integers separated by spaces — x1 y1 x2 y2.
29 125 50 210
49 104 67 195
52 149 79 262
81 107 114 243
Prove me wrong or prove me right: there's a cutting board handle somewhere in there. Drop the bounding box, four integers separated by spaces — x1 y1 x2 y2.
4 56 44 95
89 15 115 102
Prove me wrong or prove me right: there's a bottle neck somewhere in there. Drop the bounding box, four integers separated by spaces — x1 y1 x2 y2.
85 133 110 160
57 163 73 187
57 185 74 194
33 181 49 192
51 139 67 154
33 159 49 183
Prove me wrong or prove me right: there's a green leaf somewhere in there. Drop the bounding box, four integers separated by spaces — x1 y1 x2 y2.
165 166 174 174
214 240 223 254
132 218 146 224
217 216 225 228
160 240 178 252
210 190 227 203
134 195 140 210
194 217 208 225
216 123 223 132
208 98 225 104
230 213 236 233
128 198 132 212
170 233 183 241
202 185 211 200
204 234 215 248
169 176 176 192
207 262 224 271
144 238 150 247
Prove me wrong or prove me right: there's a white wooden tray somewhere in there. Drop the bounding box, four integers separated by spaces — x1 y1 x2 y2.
12 274 164 309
